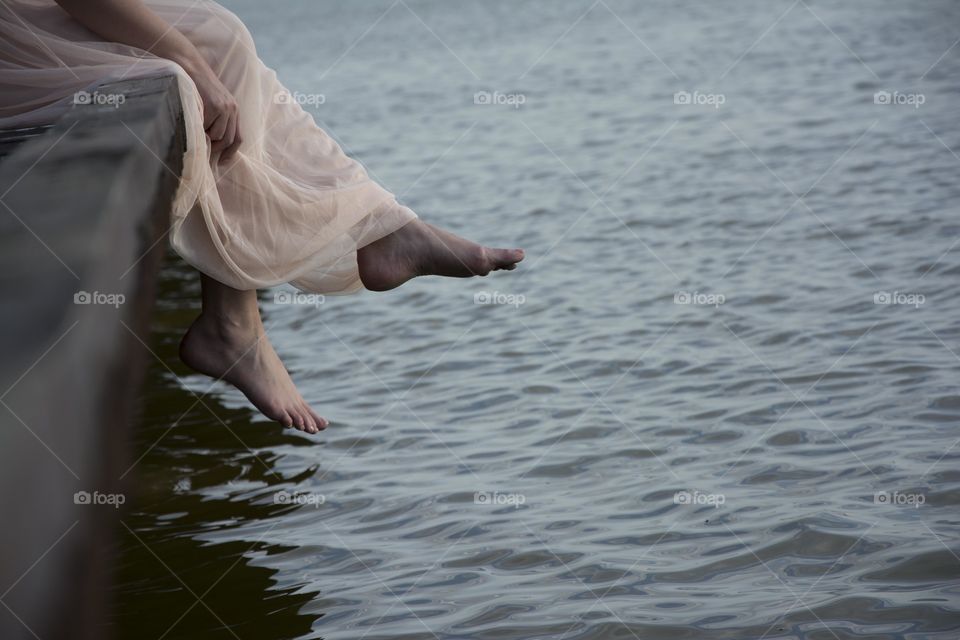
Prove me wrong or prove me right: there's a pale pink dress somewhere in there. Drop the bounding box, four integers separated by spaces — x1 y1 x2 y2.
0 0 417 294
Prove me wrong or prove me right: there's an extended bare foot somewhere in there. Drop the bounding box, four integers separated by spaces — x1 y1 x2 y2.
357 219 524 292
179 292 327 433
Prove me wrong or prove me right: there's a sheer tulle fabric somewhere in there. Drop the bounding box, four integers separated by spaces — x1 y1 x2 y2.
0 0 416 293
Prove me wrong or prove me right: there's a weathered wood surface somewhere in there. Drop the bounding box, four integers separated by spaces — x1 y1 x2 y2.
0 75 184 640
0 126 52 159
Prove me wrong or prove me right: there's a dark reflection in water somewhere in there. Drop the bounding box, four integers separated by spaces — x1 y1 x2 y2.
108 257 321 640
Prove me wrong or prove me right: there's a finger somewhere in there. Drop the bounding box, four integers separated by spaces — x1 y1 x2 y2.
206 126 225 156
206 113 228 144
224 130 242 161
215 115 235 157
210 125 231 156
219 117 241 162
202 106 216 131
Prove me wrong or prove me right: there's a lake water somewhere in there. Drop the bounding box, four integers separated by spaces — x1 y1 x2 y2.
111 1 960 638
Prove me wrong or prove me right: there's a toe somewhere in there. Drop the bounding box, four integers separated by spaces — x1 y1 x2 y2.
299 404 318 433
263 401 291 427
306 405 328 430
292 412 306 431
301 412 316 433
493 248 524 269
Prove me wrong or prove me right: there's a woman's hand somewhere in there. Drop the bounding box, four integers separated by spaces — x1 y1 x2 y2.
53 0 242 163
189 64 243 162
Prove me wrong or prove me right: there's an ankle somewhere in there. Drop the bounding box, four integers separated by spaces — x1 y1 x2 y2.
193 311 263 342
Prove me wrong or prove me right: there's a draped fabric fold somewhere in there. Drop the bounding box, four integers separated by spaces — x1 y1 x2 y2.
0 0 416 293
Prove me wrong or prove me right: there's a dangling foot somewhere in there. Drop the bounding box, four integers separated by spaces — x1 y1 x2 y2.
357 219 524 292
179 313 327 433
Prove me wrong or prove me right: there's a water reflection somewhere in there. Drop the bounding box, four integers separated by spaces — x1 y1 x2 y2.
110 255 321 640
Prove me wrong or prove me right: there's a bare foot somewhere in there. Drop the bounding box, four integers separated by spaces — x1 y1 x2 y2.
179 313 327 433
357 219 524 292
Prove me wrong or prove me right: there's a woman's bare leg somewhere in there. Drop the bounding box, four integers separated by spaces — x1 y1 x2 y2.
179 222 521 430
179 274 326 433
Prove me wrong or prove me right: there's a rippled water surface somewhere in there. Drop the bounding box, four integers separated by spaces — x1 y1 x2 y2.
112 1 960 638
